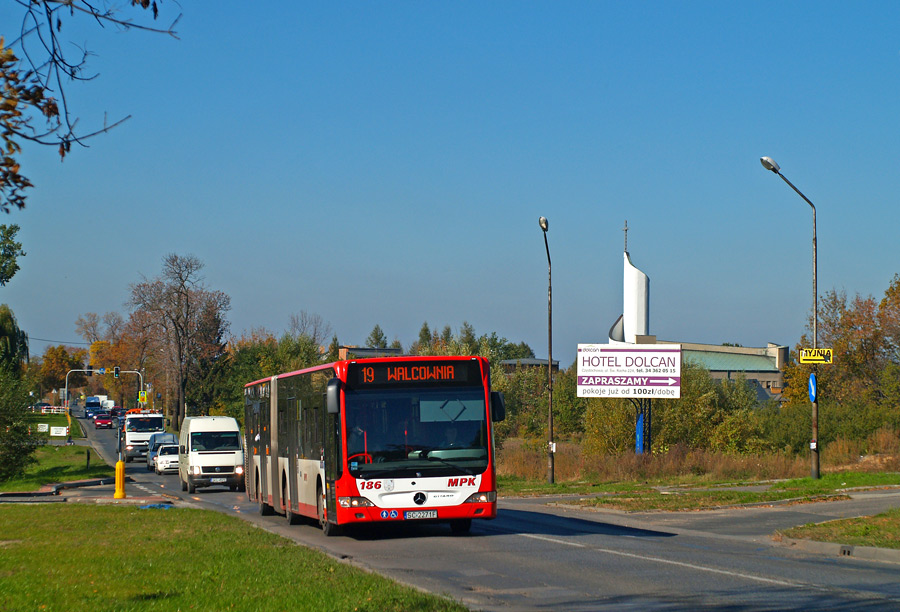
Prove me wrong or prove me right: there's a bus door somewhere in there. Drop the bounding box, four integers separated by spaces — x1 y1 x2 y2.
247 399 262 496
269 379 281 512
323 392 340 525
284 397 300 511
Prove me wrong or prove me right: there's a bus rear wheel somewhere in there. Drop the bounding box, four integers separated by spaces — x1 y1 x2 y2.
257 477 274 516
284 479 300 525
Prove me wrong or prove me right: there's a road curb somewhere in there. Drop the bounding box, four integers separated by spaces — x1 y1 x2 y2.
0 477 133 500
779 536 900 564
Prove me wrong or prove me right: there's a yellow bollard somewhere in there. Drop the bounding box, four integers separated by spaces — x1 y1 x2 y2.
114 460 126 499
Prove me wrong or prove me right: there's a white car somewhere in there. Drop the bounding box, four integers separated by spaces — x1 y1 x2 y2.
155 444 180 475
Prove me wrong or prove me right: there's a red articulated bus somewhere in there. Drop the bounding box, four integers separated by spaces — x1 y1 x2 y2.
244 355 506 535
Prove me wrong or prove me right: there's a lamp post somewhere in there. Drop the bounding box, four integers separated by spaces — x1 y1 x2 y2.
539 216 554 485
760 156 820 479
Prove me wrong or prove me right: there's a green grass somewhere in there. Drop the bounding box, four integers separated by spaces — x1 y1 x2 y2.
781 507 900 550
24 411 81 438
571 489 851 512
771 471 900 494
0 445 113 492
497 475 641 497
0 505 467 612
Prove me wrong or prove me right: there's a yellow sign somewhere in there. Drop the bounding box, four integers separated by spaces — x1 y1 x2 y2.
138 390 147 403
799 348 833 364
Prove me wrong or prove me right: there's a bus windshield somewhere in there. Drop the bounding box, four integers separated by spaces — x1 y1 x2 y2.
344 386 488 478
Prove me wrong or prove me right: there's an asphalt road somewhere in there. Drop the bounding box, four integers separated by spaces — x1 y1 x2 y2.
76 414 900 611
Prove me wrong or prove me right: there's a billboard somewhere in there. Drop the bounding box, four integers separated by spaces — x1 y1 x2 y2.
577 344 682 398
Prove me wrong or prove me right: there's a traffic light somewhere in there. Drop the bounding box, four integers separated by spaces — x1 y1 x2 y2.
86 365 93 377
114 366 120 378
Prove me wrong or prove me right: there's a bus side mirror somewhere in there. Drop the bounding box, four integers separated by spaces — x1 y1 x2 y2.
490 391 506 422
179 445 185 454
326 378 341 414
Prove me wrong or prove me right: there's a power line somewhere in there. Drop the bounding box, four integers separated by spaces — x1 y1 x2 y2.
29 337 92 346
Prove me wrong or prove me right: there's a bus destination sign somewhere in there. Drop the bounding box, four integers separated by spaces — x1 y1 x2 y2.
351 361 473 387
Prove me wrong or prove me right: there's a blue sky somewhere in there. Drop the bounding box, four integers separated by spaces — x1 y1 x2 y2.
4 2 900 369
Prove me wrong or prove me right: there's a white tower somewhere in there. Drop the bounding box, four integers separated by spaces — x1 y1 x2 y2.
609 222 650 344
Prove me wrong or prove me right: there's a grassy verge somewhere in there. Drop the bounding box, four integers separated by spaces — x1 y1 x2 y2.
0 444 113 492
499 471 900 512
24 410 81 439
0 505 466 612
781 507 900 550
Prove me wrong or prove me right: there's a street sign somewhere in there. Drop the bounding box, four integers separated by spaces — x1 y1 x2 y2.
96 368 106 374
808 373 817 403
138 390 147 403
799 348 832 364
577 344 682 398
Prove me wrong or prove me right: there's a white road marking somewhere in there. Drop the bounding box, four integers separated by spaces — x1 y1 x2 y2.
519 533 806 589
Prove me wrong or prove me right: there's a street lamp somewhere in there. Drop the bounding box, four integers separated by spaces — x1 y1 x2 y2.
760 156 820 479
539 216 554 485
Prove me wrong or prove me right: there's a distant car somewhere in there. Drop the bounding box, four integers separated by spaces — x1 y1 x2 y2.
154 444 179 475
94 413 112 429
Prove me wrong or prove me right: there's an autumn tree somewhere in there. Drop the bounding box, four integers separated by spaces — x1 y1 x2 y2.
781 289 886 407
0 225 25 285
2 2 179 212
129 254 230 429
40 345 87 392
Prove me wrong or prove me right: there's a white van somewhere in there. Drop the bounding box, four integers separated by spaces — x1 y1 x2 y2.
178 416 245 494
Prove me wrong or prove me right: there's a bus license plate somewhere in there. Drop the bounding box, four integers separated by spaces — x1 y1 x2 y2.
404 510 437 520
210 478 226 483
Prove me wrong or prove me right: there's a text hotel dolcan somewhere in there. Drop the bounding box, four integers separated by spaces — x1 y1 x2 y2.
576 344 682 399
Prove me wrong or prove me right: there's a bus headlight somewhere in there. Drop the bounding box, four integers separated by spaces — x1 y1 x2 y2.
191 465 201 476
235 466 244 475
464 491 496 504
338 497 374 508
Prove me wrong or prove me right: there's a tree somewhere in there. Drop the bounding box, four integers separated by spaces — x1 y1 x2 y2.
366 324 387 349
418 322 431 347
74 313 103 344
0 367 38 481
782 289 885 407
0 304 28 373
879 274 900 364
129 254 230 429
326 335 341 362
0 225 25 285
288 311 332 347
2 3 179 212
458 321 477 354
40 345 86 392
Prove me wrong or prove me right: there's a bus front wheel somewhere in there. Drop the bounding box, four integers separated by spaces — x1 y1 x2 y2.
317 484 340 537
